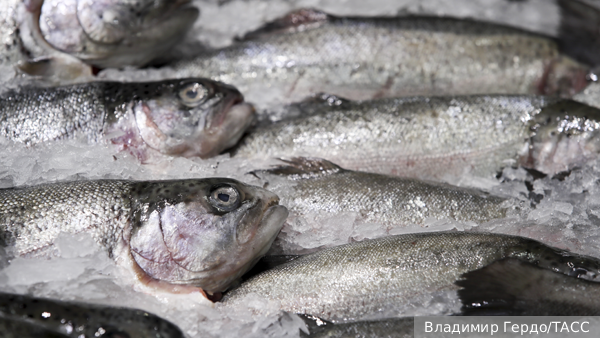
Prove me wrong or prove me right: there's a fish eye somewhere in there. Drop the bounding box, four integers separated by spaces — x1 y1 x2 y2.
178 82 208 107
208 185 240 212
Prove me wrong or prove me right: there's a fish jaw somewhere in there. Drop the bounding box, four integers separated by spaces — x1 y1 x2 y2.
131 79 255 159
38 0 198 68
127 179 287 293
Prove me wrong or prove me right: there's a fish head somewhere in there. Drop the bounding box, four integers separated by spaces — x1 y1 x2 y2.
124 78 255 158
520 100 600 175
38 0 199 68
128 179 288 293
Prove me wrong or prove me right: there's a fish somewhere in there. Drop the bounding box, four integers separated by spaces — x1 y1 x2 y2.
0 78 254 161
233 95 600 182
251 158 510 252
169 6 591 110
0 317 70 338
2 0 198 80
457 258 600 316
299 314 414 338
0 178 288 295
0 291 185 338
222 232 600 322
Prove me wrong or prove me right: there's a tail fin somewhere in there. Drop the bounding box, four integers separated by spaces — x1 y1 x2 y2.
558 0 600 67
456 258 524 316
457 258 600 316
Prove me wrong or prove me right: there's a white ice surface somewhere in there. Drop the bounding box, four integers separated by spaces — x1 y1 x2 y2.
2 1 600 337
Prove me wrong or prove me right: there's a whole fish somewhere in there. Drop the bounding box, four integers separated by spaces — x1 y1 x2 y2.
0 78 254 161
252 158 510 252
300 315 414 338
0 178 288 294
0 292 184 338
0 0 198 80
222 232 600 322
234 95 600 182
170 6 591 110
457 258 600 316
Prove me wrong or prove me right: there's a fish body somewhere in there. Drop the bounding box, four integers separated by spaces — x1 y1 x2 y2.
458 258 600 316
252 158 509 252
0 178 288 293
0 292 184 338
223 232 600 322
171 9 589 109
300 314 413 338
0 0 198 80
0 78 254 160
235 95 600 181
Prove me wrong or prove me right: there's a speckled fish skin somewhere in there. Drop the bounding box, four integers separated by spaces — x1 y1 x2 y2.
0 78 254 159
0 292 184 338
222 232 600 322
457 258 600 316
0 178 288 293
253 157 509 227
234 95 600 181
299 315 414 338
171 9 589 109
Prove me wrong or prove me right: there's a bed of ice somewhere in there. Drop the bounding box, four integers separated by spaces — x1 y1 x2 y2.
2 0 600 337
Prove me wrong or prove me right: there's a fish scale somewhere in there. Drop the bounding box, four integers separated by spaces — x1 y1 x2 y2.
0 83 109 145
0 180 132 257
172 9 589 110
235 95 548 180
223 232 600 322
235 95 600 182
255 158 509 228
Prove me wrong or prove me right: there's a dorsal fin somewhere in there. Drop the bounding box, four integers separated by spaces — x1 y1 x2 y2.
259 157 344 180
239 9 331 41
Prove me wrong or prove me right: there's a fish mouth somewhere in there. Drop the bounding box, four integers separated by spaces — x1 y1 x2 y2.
209 88 247 130
198 96 255 159
234 194 281 245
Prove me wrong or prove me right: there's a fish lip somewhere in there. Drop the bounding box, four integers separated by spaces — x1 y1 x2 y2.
209 89 247 130
236 194 281 244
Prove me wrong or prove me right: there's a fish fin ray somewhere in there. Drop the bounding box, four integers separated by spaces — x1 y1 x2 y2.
456 258 531 316
256 157 344 179
18 56 92 80
238 9 330 41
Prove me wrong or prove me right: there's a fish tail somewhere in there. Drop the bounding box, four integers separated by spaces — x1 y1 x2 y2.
456 258 537 316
